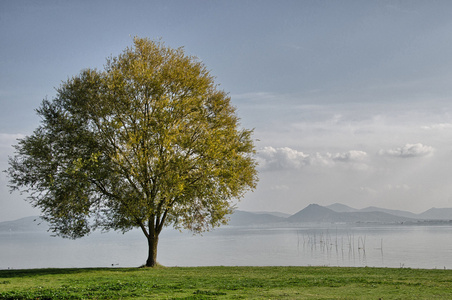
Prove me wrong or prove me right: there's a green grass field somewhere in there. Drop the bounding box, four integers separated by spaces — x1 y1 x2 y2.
0 266 451 299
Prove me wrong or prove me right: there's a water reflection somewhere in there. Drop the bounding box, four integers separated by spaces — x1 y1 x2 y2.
296 229 372 267
1 224 451 269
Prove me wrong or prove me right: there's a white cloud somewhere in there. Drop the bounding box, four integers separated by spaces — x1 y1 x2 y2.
357 186 378 195
421 123 452 130
332 150 368 162
257 146 310 170
378 143 434 158
257 146 368 171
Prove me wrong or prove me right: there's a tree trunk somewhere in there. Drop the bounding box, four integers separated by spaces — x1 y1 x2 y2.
146 234 159 267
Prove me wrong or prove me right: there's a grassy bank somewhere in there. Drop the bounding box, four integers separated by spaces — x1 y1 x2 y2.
0 266 451 299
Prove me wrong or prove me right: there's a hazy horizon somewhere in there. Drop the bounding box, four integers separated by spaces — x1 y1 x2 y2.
3 1 452 221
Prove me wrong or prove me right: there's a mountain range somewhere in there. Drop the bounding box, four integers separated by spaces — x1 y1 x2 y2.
325 203 452 220
1 203 452 231
228 203 452 226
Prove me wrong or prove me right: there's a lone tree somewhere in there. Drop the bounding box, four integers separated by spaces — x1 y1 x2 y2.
7 38 258 267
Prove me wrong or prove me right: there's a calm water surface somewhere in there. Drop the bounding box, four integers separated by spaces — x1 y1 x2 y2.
1 224 451 269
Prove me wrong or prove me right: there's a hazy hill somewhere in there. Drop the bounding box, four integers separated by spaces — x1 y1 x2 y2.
326 203 358 213
252 211 291 218
358 206 419 219
227 211 285 226
327 203 418 218
418 208 452 220
0 216 48 232
339 211 414 223
288 204 338 222
288 204 414 224
327 204 452 220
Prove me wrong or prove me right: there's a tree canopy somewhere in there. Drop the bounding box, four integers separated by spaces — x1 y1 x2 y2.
7 38 258 266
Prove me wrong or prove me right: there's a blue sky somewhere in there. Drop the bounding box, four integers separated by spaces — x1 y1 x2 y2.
2 1 452 221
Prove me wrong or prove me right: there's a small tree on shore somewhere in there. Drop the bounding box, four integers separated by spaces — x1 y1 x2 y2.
6 38 258 267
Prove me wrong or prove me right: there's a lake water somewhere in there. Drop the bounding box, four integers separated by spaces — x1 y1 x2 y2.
1 223 452 270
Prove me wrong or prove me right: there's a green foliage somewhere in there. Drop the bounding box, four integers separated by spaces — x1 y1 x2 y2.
1 267 451 299
6 37 258 265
